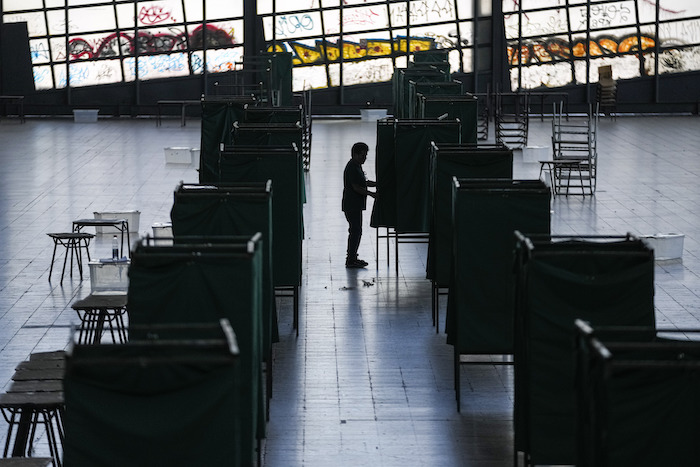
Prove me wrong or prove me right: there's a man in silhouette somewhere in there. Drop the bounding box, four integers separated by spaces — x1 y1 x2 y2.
342 142 376 268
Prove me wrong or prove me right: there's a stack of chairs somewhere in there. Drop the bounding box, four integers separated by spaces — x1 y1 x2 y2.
596 65 617 117
495 92 529 148
546 102 598 196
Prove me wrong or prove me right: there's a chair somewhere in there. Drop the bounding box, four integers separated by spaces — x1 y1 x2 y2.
541 102 598 196
46 233 95 285
495 92 529 148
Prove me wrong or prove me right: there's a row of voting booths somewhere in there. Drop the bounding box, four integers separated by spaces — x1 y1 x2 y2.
376 51 691 465
371 51 479 273
61 85 307 465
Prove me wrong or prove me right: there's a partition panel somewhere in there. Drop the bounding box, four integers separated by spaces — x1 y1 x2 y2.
427 144 513 285
126 238 264 462
394 120 461 233
513 235 656 466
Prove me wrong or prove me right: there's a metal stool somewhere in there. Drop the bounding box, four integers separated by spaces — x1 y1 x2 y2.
71 294 128 344
0 357 65 467
46 233 94 285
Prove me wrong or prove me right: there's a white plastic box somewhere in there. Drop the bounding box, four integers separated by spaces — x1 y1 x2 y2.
191 148 200 167
93 210 141 234
89 260 129 294
641 233 685 261
73 109 98 123
165 147 193 164
360 109 388 121
152 222 173 246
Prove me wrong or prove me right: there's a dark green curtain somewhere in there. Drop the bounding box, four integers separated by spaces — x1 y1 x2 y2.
200 98 250 183
244 106 302 124
513 237 656 466
230 127 306 205
446 180 550 354
218 149 302 286
394 121 461 233
582 338 700 467
370 119 397 228
64 342 242 467
426 145 513 285
170 183 279 349
392 68 447 118
126 240 264 463
407 81 463 118
421 96 479 143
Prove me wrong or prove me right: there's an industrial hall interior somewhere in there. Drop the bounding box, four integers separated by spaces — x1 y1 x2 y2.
2 0 700 466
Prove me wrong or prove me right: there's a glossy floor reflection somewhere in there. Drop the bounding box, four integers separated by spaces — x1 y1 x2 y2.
0 115 699 465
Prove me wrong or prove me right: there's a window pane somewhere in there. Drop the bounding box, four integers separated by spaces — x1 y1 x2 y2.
570 1 637 32
342 57 394 85
30 39 51 64
206 46 244 72
266 11 322 40
4 12 47 36
69 59 123 86
203 0 242 18
292 64 328 91
342 6 391 33
132 52 190 79
33 65 54 90
3 0 43 11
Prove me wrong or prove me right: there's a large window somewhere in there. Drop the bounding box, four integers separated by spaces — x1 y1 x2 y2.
3 0 244 89
258 0 476 91
504 0 700 90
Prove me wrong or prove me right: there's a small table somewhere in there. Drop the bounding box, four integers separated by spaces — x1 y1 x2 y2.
72 218 130 258
71 293 128 344
156 100 200 126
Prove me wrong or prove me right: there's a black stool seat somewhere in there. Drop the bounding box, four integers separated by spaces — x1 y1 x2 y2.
0 457 54 466
0 393 64 466
46 233 94 285
71 293 128 344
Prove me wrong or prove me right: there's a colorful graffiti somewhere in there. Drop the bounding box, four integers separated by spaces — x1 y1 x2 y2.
507 34 657 65
269 36 436 65
68 25 234 60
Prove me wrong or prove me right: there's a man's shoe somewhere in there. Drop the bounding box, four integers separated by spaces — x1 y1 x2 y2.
345 259 367 268
355 259 369 267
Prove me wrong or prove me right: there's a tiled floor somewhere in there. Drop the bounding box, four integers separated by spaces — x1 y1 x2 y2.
0 114 699 465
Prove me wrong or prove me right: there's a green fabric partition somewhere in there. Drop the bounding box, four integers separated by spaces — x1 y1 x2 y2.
200 97 255 183
426 144 513 285
392 68 447 118
169 181 279 350
243 105 303 124
513 235 656 466
407 81 463 119
262 52 293 106
231 124 306 205
446 180 550 354
218 147 302 287
420 95 479 143
126 238 264 466
370 118 397 228
394 120 461 233
576 328 700 467
63 332 242 467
